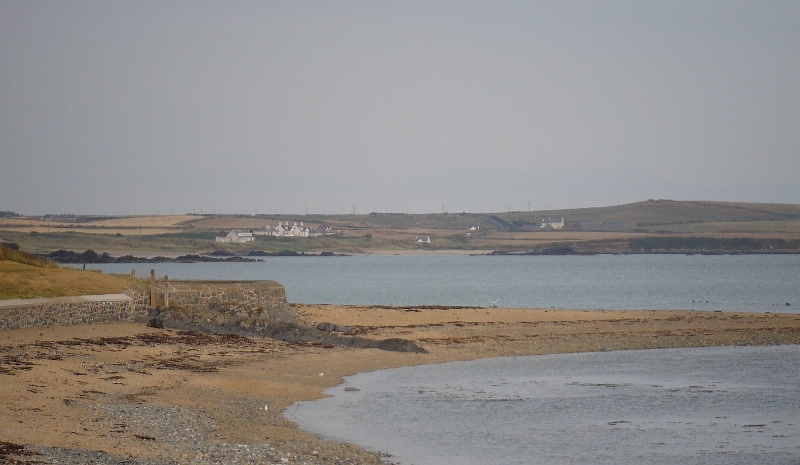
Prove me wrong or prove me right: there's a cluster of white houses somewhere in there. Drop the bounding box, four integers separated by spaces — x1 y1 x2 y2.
540 218 565 230
216 222 335 243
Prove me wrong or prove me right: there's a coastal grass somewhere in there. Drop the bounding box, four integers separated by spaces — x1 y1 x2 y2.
0 243 57 268
0 260 129 300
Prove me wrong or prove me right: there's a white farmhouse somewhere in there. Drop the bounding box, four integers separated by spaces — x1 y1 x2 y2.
226 221 324 240
272 222 311 237
540 218 565 230
290 222 311 237
252 225 273 236
215 230 255 243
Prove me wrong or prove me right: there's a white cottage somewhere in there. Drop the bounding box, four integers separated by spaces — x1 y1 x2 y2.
540 218 565 230
271 222 311 237
252 225 273 236
215 230 255 243
289 222 311 237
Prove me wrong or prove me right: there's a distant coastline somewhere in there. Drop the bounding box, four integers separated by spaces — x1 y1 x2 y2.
40 243 800 264
40 249 348 264
3 200 799 259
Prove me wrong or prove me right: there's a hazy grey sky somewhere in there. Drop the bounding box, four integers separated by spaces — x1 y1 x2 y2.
2 1 799 215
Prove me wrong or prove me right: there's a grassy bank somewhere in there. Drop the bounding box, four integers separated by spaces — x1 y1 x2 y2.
0 244 129 299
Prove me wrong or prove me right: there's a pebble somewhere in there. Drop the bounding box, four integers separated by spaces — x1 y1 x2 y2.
12 396 391 465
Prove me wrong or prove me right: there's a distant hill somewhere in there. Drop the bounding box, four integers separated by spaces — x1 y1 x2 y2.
484 200 800 232
198 200 798 231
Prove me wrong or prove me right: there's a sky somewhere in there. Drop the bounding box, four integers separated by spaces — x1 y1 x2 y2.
2 1 799 216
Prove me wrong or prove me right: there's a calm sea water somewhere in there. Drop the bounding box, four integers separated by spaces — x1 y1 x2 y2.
286 345 800 465
87 254 799 312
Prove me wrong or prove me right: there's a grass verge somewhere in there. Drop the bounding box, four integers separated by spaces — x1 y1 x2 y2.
1 244 129 299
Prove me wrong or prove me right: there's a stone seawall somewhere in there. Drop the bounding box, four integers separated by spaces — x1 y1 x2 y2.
0 294 142 330
157 281 287 310
0 281 287 330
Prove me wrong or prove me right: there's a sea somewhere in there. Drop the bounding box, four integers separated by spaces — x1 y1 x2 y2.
85 254 800 312
286 345 800 465
83 254 800 463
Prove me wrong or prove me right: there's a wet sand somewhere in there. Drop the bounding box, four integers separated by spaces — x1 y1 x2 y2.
1 306 799 464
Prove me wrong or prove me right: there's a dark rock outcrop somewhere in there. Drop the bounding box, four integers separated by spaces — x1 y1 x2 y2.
316 322 354 333
147 303 427 354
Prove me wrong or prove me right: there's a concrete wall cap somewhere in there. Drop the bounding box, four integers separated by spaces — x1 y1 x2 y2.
0 294 132 309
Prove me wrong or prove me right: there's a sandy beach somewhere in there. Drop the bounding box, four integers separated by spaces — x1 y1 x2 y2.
2 305 800 464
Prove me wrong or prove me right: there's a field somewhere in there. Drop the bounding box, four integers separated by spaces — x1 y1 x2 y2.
0 215 196 236
2 200 800 256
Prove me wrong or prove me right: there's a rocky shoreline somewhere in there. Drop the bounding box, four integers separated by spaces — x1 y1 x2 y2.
4 400 387 465
39 249 348 264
